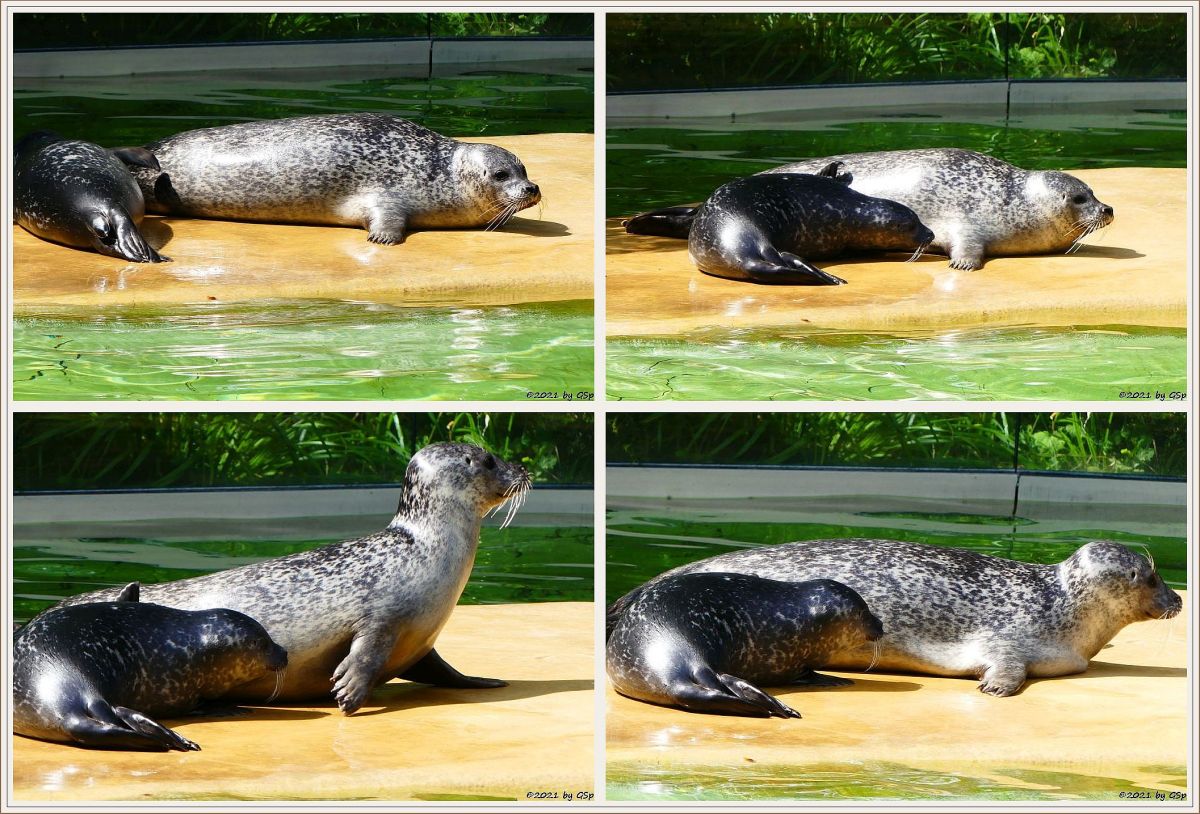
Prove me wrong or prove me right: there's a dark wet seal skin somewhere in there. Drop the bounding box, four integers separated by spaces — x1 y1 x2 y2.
626 148 1114 271
125 112 542 244
13 130 168 263
58 443 532 715
14 582 287 752
608 539 1180 697
607 573 884 718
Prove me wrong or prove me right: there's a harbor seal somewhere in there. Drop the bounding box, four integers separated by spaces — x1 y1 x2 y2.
14 583 287 751
606 573 884 718
625 148 1114 270
685 172 934 284
58 443 531 715
13 131 168 262
127 113 542 243
608 540 1181 697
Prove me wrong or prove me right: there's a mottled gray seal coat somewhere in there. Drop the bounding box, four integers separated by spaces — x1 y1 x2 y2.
128 113 541 243
59 443 531 715
608 540 1180 696
14 583 287 751
626 148 1114 270
14 131 167 262
607 573 884 718
685 172 934 284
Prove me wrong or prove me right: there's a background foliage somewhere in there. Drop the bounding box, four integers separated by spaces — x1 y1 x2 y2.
607 413 1186 476
607 13 1187 91
14 12 592 49
14 413 594 490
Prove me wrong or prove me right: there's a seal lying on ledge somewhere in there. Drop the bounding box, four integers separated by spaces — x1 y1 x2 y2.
607 573 884 718
686 172 934 284
625 148 1114 270
14 131 168 263
608 539 1180 697
127 113 542 244
59 443 532 715
14 583 286 751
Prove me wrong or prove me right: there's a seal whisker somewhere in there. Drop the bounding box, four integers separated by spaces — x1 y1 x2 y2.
866 639 881 672
265 666 286 704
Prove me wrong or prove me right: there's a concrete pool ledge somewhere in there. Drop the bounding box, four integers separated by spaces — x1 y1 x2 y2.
606 167 1185 337
13 133 593 312
12 602 594 802
607 593 1190 798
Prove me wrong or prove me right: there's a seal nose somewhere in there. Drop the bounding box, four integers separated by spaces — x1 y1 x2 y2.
523 183 540 198
1102 205 1114 218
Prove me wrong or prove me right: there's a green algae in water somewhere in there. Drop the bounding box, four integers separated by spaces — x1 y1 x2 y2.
606 761 1187 801
606 326 1186 402
14 300 593 401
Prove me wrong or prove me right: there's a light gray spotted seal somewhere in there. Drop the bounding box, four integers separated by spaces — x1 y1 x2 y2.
58 443 532 715
14 131 168 262
14 582 287 751
625 148 1114 270
608 539 1181 697
127 113 542 243
684 171 934 284
606 573 884 718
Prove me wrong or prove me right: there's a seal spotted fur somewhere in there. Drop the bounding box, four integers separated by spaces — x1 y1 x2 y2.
14 583 286 751
607 573 884 717
128 113 541 243
58 443 531 715
685 172 934 284
625 148 1114 270
608 540 1180 696
14 131 167 262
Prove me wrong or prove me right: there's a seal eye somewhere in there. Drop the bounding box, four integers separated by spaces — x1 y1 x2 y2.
493 170 510 182
1072 194 1088 205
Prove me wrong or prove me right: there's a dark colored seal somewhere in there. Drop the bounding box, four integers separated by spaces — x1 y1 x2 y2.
14 131 168 262
127 113 542 243
608 539 1181 697
13 583 287 751
59 443 532 715
606 573 884 718
684 172 934 284
625 148 1114 271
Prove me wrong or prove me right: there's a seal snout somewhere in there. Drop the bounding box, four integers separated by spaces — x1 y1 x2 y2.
864 613 885 642
266 643 289 672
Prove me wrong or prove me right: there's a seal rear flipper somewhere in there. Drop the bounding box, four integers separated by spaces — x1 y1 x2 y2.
790 669 854 688
398 647 506 690
110 146 161 171
623 206 698 239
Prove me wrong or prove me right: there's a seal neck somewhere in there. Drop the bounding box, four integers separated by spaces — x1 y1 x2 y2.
1055 563 1144 659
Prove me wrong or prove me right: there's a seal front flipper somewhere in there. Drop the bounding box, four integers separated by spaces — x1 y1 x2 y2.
719 255 844 286
399 647 506 689
110 705 200 751
667 667 800 719
622 205 698 239
116 582 141 602
331 628 398 715
815 161 853 184
790 669 854 688
111 213 168 263
978 658 1028 697
365 206 408 245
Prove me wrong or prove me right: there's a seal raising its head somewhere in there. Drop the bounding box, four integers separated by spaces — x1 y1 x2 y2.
14 583 287 751
129 113 542 243
14 131 168 262
766 149 1115 270
608 539 1180 697
58 443 531 715
685 172 934 284
607 573 884 718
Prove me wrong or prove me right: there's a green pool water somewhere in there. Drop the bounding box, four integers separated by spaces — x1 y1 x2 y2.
606 112 1186 401
14 299 594 401
14 63 594 401
14 516 593 624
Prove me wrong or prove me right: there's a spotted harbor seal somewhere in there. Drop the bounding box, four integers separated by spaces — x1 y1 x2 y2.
625 148 1114 270
126 113 542 243
608 540 1181 696
685 172 934 284
14 583 287 751
59 443 531 715
14 131 168 262
607 573 884 718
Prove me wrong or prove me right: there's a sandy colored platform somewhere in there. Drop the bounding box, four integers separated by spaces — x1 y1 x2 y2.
13 134 592 311
12 602 594 802
607 592 1189 795
607 168 1185 337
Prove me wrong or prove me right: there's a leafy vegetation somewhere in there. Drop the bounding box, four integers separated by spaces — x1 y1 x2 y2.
14 12 592 50
607 413 1185 476
607 12 1186 91
13 413 594 490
